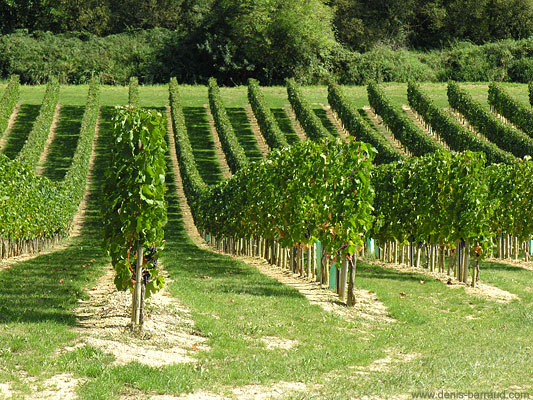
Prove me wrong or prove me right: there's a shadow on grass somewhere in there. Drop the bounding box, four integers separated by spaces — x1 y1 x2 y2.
271 108 300 144
161 140 301 299
226 107 263 162
0 107 115 324
2 104 40 159
43 105 84 181
183 107 223 186
313 108 339 137
356 262 437 283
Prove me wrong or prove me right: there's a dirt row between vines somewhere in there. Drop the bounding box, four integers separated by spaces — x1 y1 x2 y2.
282 105 307 141
368 260 518 303
401 105 451 150
0 103 21 152
203 104 232 179
244 105 269 157
320 103 350 142
362 106 410 156
35 103 62 176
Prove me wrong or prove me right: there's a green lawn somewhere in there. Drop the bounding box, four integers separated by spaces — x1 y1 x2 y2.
0 83 532 399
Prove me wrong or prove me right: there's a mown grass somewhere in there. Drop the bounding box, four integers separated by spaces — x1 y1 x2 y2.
271 108 301 144
226 107 263 161
312 108 340 137
183 106 224 186
1 104 41 159
42 105 84 181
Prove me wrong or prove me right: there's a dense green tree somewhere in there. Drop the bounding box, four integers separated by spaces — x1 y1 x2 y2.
164 0 337 84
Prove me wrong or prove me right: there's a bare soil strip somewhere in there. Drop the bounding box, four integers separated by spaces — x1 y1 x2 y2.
167 107 210 248
402 105 451 150
147 381 313 400
167 116 394 324
36 103 62 176
244 104 270 157
367 259 518 303
71 263 207 368
27 373 85 400
320 103 350 141
282 105 307 141
486 257 533 273
445 108 493 143
203 104 232 178
362 106 410 156
0 102 21 152
0 108 101 272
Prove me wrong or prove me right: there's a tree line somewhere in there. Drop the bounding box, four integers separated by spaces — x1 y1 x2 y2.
2 0 533 48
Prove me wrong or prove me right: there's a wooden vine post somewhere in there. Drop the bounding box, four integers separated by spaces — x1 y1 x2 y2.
102 106 168 330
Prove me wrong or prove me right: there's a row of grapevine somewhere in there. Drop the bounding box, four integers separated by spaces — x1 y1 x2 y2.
0 75 20 139
196 138 375 306
372 151 491 285
327 82 404 164
247 78 288 149
286 79 331 141
367 82 444 156
129 76 140 107
407 82 516 164
102 106 167 327
487 82 533 138
0 79 99 259
447 81 533 158
16 78 60 169
170 79 375 305
208 78 248 172
168 78 207 222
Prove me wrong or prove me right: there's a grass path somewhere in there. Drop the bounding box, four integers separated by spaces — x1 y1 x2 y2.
42 105 84 181
182 106 224 186
0 104 40 158
270 108 301 144
226 107 263 162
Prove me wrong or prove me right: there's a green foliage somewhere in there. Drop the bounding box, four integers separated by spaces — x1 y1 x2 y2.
128 77 140 107
327 82 404 164
529 82 533 107
16 78 60 169
247 79 288 150
372 151 493 255
448 81 533 158
197 138 376 258
0 75 20 140
168 77 207 223
407 81 516 164
208 78 249 173
0 29 174 84
0 79 99 241
367 82 444 156
486 160 533 242
61 79 100 219
101 106 167 297
332 0 533 51
488 82 533 138
331 45 436 85
286 79 330 141
188 0 336 85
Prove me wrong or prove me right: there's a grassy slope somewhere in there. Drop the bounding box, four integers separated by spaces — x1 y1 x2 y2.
0 84 531 399
1 104 41 159
42 105 84 181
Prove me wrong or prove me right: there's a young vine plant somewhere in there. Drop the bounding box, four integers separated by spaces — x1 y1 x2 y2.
101 106 168 324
